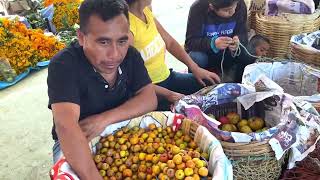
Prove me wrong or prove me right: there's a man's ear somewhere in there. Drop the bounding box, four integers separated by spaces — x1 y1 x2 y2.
77 29 84 46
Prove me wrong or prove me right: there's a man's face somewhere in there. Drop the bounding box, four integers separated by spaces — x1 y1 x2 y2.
255 41 270 56
78 14 129 74
210 2 238 18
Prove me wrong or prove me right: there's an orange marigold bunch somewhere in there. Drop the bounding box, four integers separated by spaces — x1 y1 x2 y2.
0 18 65 76
44 0 82 32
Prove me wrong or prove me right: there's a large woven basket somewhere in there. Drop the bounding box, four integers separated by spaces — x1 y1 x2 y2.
221 140 286 180
290 43 320 67
204 102 286 180
255 10 320 58
248 0 266 30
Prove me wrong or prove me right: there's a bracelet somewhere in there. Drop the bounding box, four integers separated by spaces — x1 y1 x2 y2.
210 35 220 53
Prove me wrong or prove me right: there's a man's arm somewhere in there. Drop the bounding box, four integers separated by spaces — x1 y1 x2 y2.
52 103 102 180
80 83 157 140
154 18 220 86
185 2 211 52
154 84 184 103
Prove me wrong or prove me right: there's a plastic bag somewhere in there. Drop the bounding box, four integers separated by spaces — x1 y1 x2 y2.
265 0 315 15
0 58 17 82
49 112 233 180
242 61 320 96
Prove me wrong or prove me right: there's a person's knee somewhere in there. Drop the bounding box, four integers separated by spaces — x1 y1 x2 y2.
189 51 209 69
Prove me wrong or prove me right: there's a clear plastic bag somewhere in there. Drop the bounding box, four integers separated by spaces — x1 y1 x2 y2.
0 58 17 82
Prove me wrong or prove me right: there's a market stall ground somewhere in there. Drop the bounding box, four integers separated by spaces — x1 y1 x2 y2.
0 0 192 179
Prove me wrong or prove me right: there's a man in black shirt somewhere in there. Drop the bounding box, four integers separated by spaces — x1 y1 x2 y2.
47 0 157 179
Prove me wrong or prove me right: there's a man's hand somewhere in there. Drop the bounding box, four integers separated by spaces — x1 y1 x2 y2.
79 114 106 141
215 36 233 50
167 91 184 103
229 36 240 52
191 66 221 87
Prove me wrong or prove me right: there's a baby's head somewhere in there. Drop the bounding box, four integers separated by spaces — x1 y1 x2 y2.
248 35 270 57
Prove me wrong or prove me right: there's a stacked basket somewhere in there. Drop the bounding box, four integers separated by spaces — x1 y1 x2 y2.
248 0 266 30
255 10 320 58
290 43 320 67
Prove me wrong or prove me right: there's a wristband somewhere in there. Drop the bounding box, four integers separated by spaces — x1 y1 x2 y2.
210 35 220 53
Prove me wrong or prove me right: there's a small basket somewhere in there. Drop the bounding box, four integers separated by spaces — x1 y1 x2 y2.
205 102 285 180
290 43 320 67
255 10 320 58
181 118 200 139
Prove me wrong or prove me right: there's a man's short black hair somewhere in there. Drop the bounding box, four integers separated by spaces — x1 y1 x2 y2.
208 0 239 9
79 0 129 34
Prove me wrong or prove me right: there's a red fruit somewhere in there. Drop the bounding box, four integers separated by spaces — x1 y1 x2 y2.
167 152 173 160
146 167 152 174
167 168 175 178
160 153 168 163
227 112 240 125
219 116 230 125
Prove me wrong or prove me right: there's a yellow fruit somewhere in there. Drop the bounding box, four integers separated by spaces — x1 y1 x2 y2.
115 130 123 138
183 135 191 143
139 153 146 161
240 125 253 133
152 165 161 175
184 167 194 176
145 154 154 162
171 146 180 155
193 174 201 180
262 127 268 131
167 160 175 168
186 160 195 168
141 133 149 140
148 123 157 130
226 112 240 125
237 119 248 129
172 154 183 165
176 162 186 170
249 117 265 131
195 159 204 168
201 152 209 160
198 167 209 177
130 136 139 145
221 124 237 132
99 169 106 177
175 169 185 179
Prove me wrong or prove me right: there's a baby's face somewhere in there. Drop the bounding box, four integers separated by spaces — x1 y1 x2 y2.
255 42 270 56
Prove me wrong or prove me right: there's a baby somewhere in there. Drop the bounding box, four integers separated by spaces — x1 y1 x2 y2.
248 34 271 57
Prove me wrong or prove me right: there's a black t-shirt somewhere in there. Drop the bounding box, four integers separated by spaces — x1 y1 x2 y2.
47 42 151 140
185 0 248 53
